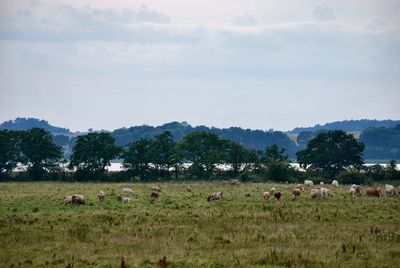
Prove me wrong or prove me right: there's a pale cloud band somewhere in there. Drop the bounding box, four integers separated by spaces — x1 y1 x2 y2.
0 0 399 131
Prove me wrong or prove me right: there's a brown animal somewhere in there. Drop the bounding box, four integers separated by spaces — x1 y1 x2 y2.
150 192 159 201
117 195 122 201
294 184 304 192
158 256 168 268
263 191 270 200
366 187 381 198
186 185 192 192
274 191 282 200
292 188 302 200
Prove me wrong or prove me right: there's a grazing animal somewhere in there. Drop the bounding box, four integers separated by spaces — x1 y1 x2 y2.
320 181 325 186
122 197 131 203
71 194 85 205
350 184 362 196
385 184 398 196
274 191 282 200
310 189 322 199
270 187 276 193
117 195 122 201
149 192 159 201
64 195 73 205
332 180 339 187
151 185 161 192
123 188 134 195
186 186 192 192
263 191 270 200
304 180 313 187
229 179 241 186
294 184 304 192
292 188 302 200
349 188 357 198
320 187 332 198
207 192 223 202
98 191 106 202
366 187 381 198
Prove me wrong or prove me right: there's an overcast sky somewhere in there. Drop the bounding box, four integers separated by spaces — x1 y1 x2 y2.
0 0 399 132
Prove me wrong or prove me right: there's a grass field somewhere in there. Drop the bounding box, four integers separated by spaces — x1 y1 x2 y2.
0 182 400 267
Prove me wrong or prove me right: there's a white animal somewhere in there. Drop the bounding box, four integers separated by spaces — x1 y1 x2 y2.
332 180 339 187
310 189 321 199
350 184 362 196
151 185 161 192
64 195 73 205
349 188 357 198
304 180 313 186
385 184 398 196
320 181 325 186
320 187 332 198
229 179 241 186
98 191 106 201
122 197 131 203
123 188 134 195
207 192 223 202
71 194 86 205
270 187 276 193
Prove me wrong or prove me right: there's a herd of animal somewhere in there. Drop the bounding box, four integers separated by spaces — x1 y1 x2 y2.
63 179 399 206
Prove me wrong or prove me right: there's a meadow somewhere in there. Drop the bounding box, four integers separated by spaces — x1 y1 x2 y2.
0 182 399 268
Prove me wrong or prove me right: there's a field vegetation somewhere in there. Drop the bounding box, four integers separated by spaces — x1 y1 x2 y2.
1 182 399 267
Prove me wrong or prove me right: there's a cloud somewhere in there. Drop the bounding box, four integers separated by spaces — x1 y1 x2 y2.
231 14 258 26
310 3 336 22
365 17 388 31
1 2 399 83
60 5 170 25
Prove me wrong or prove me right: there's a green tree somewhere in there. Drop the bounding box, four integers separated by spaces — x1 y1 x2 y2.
177 131 227 179
297 130 365 178
123 138 153 181
0 130 22 178
151 131 176 179
262 144 289 162
262 144 291 182
385 159 400 181
20 128 63 179
69 132 121 177
225 141 247 177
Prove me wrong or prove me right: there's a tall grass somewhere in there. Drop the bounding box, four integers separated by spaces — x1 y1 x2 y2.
0 182 399 267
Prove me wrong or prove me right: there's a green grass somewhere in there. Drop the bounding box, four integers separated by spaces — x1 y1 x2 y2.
0 182 399 267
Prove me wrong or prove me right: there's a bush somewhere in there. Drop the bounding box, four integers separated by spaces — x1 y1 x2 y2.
265 161 290 182
335 170 369 185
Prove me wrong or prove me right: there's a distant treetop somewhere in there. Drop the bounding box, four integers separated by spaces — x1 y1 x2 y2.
0 118 70 135
290 119 400 133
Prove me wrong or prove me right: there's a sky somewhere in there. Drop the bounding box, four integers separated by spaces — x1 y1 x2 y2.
0 0 399 132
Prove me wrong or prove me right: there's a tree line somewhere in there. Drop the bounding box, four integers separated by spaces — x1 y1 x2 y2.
1 128 399 183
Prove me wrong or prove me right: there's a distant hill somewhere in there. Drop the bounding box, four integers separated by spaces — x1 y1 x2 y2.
360 124 400 160
0 118 71 135
290 119 400 133
112 122 298 158
1 117 399 160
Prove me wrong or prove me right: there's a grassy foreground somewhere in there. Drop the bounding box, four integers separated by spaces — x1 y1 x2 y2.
0 182 399 268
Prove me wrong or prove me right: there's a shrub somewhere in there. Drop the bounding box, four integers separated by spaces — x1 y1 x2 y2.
335 170 369 185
